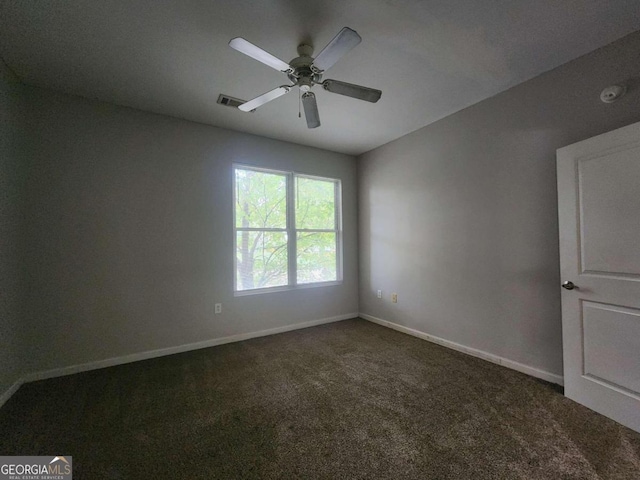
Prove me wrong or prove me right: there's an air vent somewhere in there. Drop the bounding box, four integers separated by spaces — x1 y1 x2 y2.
217 94 254 111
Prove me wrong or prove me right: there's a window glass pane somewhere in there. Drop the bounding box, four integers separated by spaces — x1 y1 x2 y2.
295 177 335 230
297 232 337 284
235 169 287 229
236 231 288 290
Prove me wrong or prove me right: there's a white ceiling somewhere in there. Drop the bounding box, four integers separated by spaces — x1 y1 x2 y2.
1 1 639 155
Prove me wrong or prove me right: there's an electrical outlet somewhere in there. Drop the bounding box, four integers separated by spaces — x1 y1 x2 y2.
215 303 222 314
377 290 382 298
391 293 398 303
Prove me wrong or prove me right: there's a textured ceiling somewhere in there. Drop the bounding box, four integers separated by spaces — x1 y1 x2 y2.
1 0 639 155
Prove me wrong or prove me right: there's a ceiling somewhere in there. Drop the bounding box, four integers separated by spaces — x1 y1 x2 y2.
1 1 639 155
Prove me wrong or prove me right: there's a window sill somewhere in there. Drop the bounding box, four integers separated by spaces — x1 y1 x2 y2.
234 280 343 297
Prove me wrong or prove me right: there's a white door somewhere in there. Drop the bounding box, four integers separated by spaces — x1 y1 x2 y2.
557 121 640 433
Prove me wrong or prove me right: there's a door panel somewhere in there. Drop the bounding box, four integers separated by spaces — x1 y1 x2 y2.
579 146 640 275
557 121 640 433
582 301 640 395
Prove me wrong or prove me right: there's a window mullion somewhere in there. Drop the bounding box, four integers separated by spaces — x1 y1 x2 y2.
233 169 238 292
335 180 342 281
287 173 297 286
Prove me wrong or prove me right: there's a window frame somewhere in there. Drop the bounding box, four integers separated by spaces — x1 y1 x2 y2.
233 164 343 296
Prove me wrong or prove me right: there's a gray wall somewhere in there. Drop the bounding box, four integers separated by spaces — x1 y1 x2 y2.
0 62 25 395
358 32 640 377
20 86 358 374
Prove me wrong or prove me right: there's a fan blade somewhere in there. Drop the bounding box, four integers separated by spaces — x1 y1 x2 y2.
229 37 292 73
239 86 292 112
322 79 381 103
301 92 320 128
312 27 361 73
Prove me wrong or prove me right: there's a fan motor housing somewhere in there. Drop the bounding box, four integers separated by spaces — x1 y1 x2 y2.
288 46 322 87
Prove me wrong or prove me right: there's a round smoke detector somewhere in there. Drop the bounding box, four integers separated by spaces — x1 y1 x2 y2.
600 85 626 103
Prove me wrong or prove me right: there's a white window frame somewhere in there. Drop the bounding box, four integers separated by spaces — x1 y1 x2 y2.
233 164 343 296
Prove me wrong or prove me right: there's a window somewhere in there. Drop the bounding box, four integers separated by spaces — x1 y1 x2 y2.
234 165 342 293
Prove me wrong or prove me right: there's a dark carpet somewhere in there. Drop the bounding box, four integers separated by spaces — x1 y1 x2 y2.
1 318 639 479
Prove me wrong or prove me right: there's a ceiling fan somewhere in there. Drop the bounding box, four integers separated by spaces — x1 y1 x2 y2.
229 27 381 128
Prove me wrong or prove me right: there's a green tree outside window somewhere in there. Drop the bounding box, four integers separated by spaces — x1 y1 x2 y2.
234 167 341 292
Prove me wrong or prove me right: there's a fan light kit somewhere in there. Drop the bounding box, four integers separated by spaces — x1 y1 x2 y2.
229 27 382 128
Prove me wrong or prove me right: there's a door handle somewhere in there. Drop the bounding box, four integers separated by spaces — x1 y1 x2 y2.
562 281 577 290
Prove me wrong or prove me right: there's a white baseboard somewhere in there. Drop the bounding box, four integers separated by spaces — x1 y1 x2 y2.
3 312 562 408
0 379 24 409
359 313 564 386
4 313 356 399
